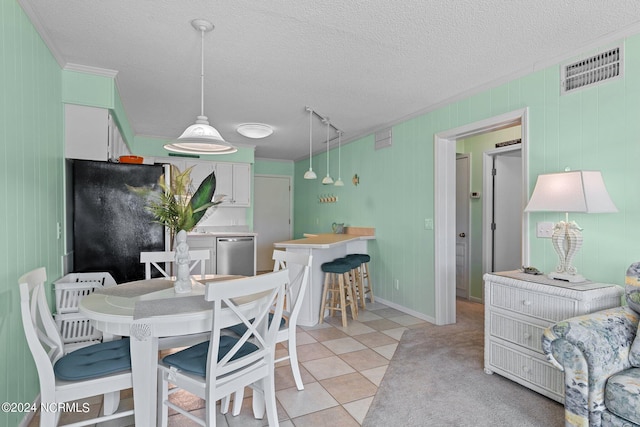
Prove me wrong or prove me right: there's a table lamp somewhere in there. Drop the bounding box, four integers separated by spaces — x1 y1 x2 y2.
524 170 617 282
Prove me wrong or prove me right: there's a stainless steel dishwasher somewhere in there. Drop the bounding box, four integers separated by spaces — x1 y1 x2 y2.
215 236 255 276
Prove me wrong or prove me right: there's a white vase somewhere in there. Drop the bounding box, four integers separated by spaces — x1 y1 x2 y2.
174 230 192 293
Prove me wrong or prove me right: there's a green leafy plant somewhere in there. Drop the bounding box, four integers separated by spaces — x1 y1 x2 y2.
129 165 224 246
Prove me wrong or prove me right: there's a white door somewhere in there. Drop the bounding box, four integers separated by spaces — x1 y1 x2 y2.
493 152 522 272
456 155 470 299
254 175 292 272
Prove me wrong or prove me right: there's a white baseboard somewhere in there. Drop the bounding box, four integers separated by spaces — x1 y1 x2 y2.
373 297 437 324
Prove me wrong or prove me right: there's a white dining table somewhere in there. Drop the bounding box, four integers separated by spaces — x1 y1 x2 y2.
79 275 244 427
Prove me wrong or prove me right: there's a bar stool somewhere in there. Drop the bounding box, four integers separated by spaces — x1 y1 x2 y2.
340 255 366 310
347 254 374 305
319 260 358 327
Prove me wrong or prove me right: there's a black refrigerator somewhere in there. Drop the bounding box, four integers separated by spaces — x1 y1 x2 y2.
71 159 166 283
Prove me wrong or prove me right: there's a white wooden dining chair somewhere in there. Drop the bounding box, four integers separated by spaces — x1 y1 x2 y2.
157 270 288 427
140 249 211 350
19 267 134 427
224 250 312 415
140 249 210 280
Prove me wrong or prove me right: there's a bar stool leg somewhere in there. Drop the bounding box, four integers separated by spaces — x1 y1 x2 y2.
355 265 366 309
337 274 348 327
344 271 358 320
363 262 374 303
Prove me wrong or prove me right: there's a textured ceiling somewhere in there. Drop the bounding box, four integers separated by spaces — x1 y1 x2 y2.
20 0 640 160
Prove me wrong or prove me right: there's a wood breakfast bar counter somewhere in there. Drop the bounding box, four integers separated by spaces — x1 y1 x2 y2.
274 229 375 326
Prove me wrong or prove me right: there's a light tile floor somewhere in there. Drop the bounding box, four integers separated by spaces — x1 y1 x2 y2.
27 300 430 426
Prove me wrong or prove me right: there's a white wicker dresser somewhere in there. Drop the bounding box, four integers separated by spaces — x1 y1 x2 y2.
483 271 623 403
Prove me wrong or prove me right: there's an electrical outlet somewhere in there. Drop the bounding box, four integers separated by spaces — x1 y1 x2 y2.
536 221 554 238
424 218 434 230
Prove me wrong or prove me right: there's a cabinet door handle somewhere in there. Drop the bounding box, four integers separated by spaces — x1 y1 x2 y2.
522 300 532 306
523 332 531 340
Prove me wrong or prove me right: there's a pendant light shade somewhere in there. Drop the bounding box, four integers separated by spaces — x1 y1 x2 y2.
164 19 237 155
334 130 344 186
322 119 334 185
304 107 317 179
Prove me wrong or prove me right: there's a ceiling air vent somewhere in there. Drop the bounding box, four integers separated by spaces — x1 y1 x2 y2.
561 45 623 94
375 128 392 150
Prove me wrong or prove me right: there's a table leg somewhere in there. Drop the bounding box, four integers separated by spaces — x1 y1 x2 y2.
130 327 159 427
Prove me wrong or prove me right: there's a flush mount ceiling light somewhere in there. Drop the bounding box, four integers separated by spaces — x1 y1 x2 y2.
236 123 273 139
164 19 237 155
303 107 317 179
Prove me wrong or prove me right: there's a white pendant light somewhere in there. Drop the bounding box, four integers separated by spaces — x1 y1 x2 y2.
322 119 334 185
334 130 344 186
164 19 237 155
303 107 317 179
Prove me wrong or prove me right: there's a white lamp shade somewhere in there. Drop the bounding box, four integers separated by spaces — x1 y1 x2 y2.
164 116 238 154
524 170 617 213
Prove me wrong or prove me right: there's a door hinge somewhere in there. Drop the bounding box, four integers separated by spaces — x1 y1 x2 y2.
491 223 496 231
492 168 497 176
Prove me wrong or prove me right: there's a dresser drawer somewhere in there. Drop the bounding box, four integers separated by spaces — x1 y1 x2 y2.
490 283 577 322
489 311 547 353
487 340 564 401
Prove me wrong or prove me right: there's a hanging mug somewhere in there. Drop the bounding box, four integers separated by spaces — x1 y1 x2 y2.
332 222 345 234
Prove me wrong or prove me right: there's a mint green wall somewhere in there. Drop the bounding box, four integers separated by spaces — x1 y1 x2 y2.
294 35 640 318
2 1 64 424
254 159 294 176
459 126 521 300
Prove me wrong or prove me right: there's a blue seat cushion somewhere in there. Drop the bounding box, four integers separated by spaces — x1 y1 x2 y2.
226 313 286 338
54 338 131 381
321 260 351 273
162 336 259 377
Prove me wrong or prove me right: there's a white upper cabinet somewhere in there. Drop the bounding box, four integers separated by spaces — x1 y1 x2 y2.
65 104 129 161
151 157 251 207
215 162 251 207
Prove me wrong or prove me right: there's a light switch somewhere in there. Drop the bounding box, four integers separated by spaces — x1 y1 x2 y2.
424 218 434 230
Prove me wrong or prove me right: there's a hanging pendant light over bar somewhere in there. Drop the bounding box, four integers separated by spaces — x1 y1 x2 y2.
321 118 334 185
334 130 344 186
164 19 237 155
303 107 317 179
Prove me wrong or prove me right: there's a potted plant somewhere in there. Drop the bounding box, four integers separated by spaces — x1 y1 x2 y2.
129 165 224 292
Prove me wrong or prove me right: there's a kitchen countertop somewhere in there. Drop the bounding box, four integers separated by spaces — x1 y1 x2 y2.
274 233 374 249
187 231 257 237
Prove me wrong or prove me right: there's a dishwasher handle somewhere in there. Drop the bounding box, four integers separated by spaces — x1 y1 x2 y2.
217 237 254 243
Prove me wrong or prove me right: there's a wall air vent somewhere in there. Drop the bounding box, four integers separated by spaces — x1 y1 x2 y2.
561 45 623 95
375 128 392 150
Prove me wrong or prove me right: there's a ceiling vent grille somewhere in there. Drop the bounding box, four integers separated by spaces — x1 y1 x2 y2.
561 45 623 94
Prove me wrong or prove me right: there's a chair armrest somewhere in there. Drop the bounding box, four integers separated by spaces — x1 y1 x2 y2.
542 306 639 426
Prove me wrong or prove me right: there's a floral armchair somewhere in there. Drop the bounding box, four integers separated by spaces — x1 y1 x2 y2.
542 263 640 427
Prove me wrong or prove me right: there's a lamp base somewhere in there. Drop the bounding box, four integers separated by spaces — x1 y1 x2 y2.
548 271 586 283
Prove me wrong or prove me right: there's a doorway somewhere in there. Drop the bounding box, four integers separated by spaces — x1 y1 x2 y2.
484 147 523 274
455 154 470 299
434 108 529 325
253 175 292 272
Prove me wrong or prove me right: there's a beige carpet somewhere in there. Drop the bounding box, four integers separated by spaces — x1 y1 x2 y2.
362 300 564 426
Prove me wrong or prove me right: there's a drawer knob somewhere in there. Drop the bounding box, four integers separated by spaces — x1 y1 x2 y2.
522 300 532 306
523 332 531 340
522 366 531 373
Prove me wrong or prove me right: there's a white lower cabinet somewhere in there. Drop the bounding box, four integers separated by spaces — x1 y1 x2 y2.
483 271 623 403
186 236 216 274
